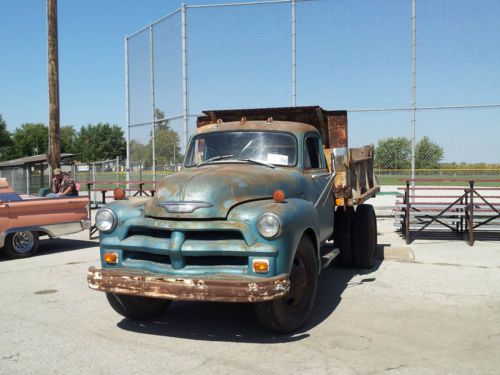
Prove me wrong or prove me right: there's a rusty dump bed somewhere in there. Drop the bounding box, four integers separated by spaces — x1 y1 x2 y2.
197 105 345 148
197 106 379 206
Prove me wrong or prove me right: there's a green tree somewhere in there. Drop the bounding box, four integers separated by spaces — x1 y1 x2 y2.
375 137 411 169
0 115 14 161
130 140 147 164
11 123 48 158
415 136 444 169
151 129 182 167
155 108 169 131
60 125 78 154
76 123 126 162
146 109 183 168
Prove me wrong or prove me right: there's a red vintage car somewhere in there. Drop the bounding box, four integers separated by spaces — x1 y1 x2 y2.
0 178 90 259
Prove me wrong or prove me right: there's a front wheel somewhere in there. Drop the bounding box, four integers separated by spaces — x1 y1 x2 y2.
106 293 171 321
254 236 318 334
4 231 39 259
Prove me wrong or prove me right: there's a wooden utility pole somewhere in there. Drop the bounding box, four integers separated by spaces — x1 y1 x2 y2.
47 0 60 170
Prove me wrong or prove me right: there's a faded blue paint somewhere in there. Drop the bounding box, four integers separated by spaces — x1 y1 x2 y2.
98 123 334 285
145 165 306 219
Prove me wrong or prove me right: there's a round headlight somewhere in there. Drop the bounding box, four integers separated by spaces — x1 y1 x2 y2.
95 208 116 232
257 213 281 239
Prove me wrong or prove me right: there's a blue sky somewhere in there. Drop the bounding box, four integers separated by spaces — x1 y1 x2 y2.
1 0 499 162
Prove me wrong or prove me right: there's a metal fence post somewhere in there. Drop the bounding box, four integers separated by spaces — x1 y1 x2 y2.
149 24 157 182
26 167 30 195
92 162 96 207
181 3 189 150
411 0 417 187
291 0 296 107
116 156 120 183
125 36 131 195
468 180 474 246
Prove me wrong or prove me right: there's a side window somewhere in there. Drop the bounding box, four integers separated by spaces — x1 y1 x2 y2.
304 135 321 169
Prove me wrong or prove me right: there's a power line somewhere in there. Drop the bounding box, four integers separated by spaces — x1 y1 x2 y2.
347 104 500 113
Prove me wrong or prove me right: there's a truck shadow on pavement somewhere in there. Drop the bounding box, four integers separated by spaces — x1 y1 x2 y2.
117 258 383 343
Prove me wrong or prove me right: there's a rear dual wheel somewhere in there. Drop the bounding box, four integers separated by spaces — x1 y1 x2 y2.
334 206 354 267
352 204 378 269
334 204 377 269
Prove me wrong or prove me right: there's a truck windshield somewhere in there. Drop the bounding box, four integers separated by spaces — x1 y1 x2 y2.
185 131 297 167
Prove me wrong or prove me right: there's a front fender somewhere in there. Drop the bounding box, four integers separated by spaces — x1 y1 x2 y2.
228 198 320 275
98 198 148 239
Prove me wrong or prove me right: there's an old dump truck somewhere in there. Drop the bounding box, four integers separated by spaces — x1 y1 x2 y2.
87 106 379 333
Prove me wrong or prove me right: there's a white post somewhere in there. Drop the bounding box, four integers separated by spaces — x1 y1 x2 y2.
181 3 189 151
411 0 416 187
125 36 131 195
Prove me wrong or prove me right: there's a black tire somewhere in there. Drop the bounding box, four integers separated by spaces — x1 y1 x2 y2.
254 236 318 334
4 231 39 259
333 206 354 267
351 204 377 269
105 293 171 321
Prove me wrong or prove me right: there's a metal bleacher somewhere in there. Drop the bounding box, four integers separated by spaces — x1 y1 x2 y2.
394 179 500 246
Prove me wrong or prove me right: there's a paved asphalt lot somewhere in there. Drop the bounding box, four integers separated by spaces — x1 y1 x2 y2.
1 217 499 374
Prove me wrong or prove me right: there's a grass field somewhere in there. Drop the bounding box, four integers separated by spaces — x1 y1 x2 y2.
79 170 500 189
12 168 500 195
377 169 500 187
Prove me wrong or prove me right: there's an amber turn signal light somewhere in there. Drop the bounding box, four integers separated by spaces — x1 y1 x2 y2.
253 259 269 273
335 198 344 207
104 252 119 264
273 189 285 203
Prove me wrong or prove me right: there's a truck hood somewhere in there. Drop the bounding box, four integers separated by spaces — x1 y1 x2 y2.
145 164 304 219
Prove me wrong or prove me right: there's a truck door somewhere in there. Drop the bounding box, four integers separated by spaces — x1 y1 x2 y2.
303 133 334 242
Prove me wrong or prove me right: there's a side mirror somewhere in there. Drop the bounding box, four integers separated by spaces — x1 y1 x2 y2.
332 147 348 172
332 147 347 158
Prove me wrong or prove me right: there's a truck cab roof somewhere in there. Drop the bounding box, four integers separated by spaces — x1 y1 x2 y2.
194 120 319 136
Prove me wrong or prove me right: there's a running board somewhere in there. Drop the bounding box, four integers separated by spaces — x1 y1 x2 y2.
321 247 340 269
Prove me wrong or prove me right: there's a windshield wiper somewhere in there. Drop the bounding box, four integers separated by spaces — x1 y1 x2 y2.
238 158 275 169
197 154 235 167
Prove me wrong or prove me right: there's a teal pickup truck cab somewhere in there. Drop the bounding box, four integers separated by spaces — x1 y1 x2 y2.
88 106 379 333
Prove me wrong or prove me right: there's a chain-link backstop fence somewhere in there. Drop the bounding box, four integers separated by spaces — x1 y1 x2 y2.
126 0 500 185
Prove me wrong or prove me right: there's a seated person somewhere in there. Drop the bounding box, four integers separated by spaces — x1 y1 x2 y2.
47 168 78 197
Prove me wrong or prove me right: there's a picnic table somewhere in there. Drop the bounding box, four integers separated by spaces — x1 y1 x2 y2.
81 180 158 238
80 180 158 205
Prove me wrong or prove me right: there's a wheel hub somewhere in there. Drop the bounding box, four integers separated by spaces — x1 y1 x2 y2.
286 258 308 307
12 232 34 254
